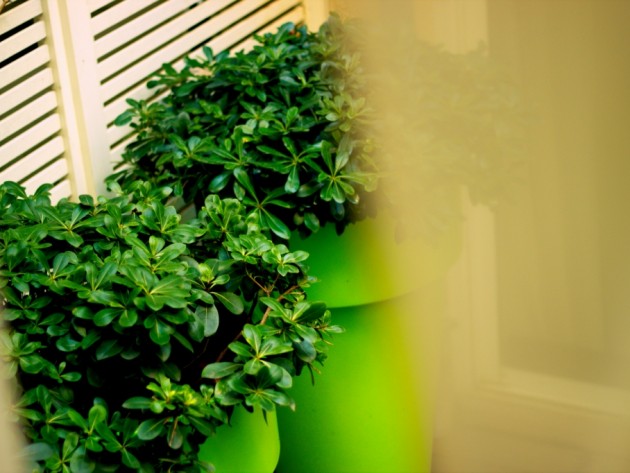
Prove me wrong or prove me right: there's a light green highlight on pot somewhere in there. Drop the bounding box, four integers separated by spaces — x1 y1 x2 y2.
276 299 436 473
198 407 280 473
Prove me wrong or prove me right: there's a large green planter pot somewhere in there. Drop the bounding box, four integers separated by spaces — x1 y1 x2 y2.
198 407 280 473
290 214 461 307
276 214 460 473
276 293 443 473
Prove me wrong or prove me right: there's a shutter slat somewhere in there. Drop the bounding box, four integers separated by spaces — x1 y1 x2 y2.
108 123 134 148
0 0 43 35
218 0 301 53
94 0 199 59
233 5 304 52
0 91 57 140
102 1 304 125
0 0 317 198
0 45 49 90
0 68 54 116
194 0 302 63
110 134 136 166
100 0 269 102
0 136 64 183
49 179 73 203
22 157 68 193
104 80 165 125
97 0 234 81
104 0 303 137
0 21 46 63
0 114 61 167
88 0 118 14
91 0 161 36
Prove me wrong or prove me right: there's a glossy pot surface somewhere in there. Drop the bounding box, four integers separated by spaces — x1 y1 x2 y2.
291 214 460 308
276 289 442 473
198 407 280 473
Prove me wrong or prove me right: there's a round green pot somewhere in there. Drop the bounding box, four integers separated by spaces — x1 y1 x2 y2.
276 289 443 473
198 407 280 473
290 214 461 307
276 214 458 473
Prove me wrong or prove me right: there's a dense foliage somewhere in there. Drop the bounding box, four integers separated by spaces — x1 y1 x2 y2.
109 19 377 240
0 181 339 472
109 14 525 245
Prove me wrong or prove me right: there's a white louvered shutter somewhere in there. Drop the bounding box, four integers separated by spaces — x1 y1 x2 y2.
0 0 329 199
0 0 75 201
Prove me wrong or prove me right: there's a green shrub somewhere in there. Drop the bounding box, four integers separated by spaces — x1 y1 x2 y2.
0 181 339 472
108 19 377 239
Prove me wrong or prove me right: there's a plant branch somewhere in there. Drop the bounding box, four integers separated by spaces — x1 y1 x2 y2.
214 330 243 364
168 417 179 448
247 270 270 295
278 284 301 302
259 306 273 325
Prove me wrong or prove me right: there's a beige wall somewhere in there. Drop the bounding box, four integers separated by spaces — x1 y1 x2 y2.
331 1 630 471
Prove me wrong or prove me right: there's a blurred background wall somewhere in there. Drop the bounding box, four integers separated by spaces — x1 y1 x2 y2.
331 0 630 471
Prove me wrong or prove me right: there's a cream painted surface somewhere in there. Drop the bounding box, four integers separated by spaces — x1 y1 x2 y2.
331 0 630 471
435 1 630 471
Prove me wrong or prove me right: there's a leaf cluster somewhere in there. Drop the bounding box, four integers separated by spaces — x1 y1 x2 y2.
108 18 378 239
0 181 340 472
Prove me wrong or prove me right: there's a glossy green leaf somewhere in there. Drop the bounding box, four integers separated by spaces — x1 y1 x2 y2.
65 409 88 430
62 432 79 459
121 449 141 469
294 339 317 363
260 337 293 356
69 448 94 473
19 355 47 374
188 416 215 437
95 340 123 360
263 210 290 240
255 365 283 389
93 308 120 327
302 212 319 234
195 305 219 337
260 297 289 318
233 167 256 198
242 324 262 353
118 309 138 328
22 442 54 462
150 319 173 345
228 341 252 358
61 372 81 382
296 301 327 323
136 418 165 441
88 290 119 306
202 362 241 379
171 330 194 353
213 292 244 314
123 397 153 410
208 172 232 192
285 166 300 193
72 306 94 320
55 335 81 352
168 423 184 449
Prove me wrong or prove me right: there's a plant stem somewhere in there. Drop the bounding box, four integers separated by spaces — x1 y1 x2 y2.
214 331 242 364
168 417 179 448
259 306 273 325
